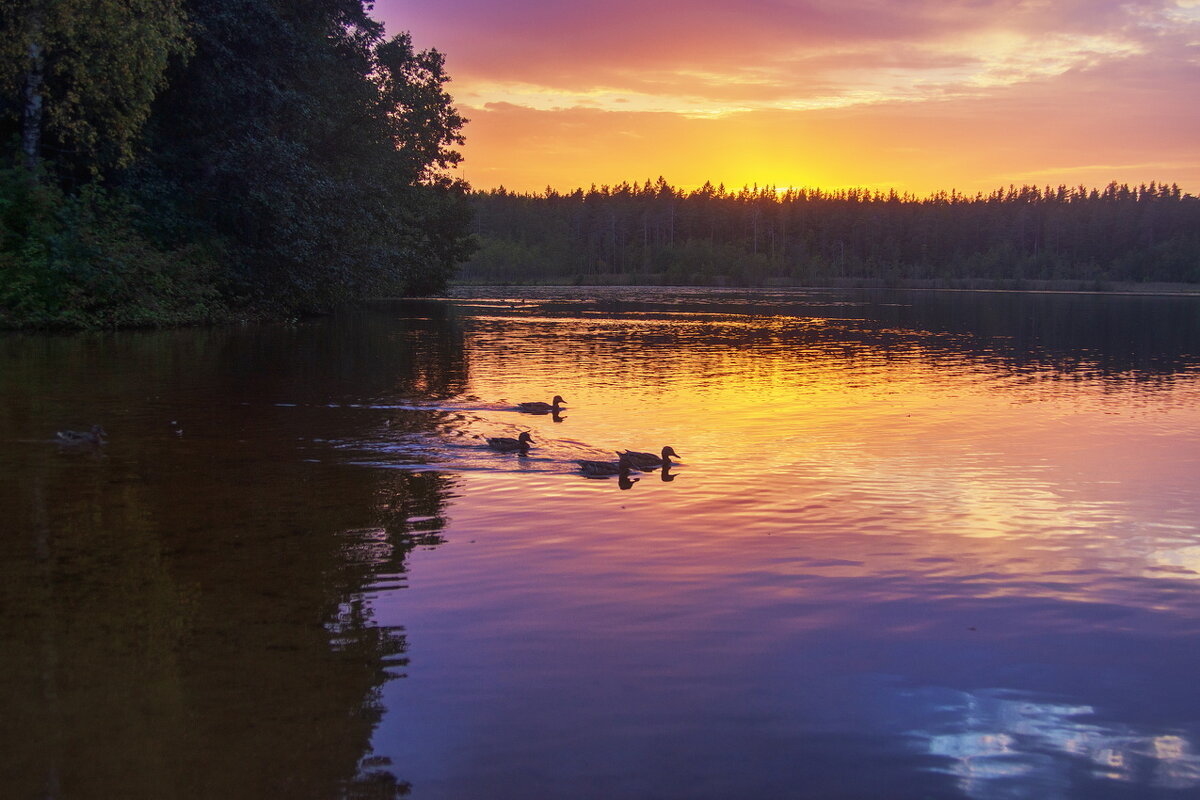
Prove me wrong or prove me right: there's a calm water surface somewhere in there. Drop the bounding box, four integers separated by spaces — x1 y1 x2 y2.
3 287 1200 799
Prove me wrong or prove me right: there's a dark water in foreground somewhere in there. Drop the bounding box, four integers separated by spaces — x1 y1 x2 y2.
3 287 1200 799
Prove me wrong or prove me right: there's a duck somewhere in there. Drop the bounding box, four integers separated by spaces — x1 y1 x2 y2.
55 425 107 446
618 446 681 470
577 453 634 477
517 395 566 414
487 431 534 453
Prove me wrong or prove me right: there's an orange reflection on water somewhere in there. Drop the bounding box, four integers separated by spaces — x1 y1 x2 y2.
432 299 1200 610
361 289 1200 797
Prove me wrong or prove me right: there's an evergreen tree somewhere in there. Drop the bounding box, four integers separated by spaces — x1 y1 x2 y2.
462 182 1200 287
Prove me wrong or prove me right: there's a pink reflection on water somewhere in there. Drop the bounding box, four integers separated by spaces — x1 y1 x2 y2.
360 290 1200 797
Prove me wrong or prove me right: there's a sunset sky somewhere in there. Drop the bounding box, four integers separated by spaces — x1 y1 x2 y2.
375 0 1200 195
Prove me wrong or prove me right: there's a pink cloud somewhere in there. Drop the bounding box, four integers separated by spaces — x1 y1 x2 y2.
372 0 1200 191
377 0 1175 84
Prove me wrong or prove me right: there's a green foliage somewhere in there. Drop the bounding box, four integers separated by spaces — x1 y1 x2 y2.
375 33 467 179
0 0 192 172
0 0 475 328
133 0 473 312
466 181 1200 287
0 167 224 328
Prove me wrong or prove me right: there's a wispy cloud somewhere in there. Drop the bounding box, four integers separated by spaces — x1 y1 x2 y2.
999 161 1200 182
374 0 1200 191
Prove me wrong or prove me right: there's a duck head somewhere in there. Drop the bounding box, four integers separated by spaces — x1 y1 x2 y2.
518 432 534 444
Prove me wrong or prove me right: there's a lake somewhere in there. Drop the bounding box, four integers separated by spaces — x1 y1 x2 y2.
3 286 1200 799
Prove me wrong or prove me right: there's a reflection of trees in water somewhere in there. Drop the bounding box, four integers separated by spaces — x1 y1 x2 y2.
0 443 454 800
0 310 467 798
466 289 1200 387
858 290 1200 381
332 470 454 798
210 301 470 403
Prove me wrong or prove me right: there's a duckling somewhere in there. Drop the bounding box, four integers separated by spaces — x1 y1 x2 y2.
487 431 534 453
617 446 680 470
55 425 107 446
517 395 566 414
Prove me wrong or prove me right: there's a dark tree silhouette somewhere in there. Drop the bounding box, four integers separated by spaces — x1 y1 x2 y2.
464 181 1200 287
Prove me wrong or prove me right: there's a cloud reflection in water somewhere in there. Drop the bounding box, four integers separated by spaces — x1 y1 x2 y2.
915 689 1200 798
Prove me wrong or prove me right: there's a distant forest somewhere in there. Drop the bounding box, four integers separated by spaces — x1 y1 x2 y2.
1 0 473 328
465 180 1200 287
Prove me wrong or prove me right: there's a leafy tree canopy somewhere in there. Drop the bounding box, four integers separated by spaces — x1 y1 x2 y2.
0 0 474 328
0 0 191 173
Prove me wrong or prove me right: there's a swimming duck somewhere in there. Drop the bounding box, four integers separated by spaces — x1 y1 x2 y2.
487 432 534 453
517 395 566 414
618 446 681 470
55 425 107 446
577 454 634 476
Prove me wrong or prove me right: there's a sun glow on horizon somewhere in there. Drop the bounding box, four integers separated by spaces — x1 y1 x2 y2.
377 0 1200 194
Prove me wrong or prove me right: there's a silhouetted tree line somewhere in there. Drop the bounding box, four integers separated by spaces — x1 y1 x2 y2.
465 179 1200 286
1 0 473 328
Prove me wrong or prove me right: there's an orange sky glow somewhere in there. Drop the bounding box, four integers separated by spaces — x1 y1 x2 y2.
376 0 1200 195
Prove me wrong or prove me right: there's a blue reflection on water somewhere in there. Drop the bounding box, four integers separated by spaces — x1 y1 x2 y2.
337 288 1200 799
915 688 1200 798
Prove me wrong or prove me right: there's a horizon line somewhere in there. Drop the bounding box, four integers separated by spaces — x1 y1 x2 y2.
468 178 1198 200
